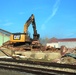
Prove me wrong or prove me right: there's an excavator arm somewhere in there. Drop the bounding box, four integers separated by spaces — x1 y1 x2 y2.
24 14 40 41
24 14 34 33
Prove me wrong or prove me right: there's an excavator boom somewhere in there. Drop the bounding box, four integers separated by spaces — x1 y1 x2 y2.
24 14 39 41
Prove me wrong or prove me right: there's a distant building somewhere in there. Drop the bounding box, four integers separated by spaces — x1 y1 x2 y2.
46 37 58 48
0 28 11 46
46 37 76 48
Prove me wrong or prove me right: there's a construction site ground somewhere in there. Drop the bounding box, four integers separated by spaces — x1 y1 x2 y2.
0 47 76 65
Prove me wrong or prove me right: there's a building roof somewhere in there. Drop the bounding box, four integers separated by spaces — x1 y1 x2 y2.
48 38 76 43
58 38 76 42
48 37 58 43
0 28 11 36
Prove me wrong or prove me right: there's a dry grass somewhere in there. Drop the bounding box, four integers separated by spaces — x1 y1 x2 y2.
14 51 61 62
61 57 76 64
46 52 61 60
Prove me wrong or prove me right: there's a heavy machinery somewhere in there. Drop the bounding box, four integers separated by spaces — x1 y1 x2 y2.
3 14 41 50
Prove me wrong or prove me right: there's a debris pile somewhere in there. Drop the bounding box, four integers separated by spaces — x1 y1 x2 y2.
0 44 76 65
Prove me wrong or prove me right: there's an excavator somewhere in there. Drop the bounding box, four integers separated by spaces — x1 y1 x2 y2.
3 14 41 50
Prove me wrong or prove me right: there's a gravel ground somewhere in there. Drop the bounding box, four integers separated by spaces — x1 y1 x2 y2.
0 69 36 75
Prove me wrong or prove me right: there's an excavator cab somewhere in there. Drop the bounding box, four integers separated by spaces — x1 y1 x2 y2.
10 33 31 42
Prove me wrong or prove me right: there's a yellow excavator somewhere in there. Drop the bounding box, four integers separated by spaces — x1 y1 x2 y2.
9 14 41 50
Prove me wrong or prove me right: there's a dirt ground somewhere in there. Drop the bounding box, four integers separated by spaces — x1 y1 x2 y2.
0 47 76 65
0 47 12 56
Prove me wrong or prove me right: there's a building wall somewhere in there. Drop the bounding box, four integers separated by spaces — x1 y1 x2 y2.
58 41 76 48
46 43 58 48
0 33 10 46
46 41 76 48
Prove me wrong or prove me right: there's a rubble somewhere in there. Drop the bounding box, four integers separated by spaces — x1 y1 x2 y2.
0 45 76 65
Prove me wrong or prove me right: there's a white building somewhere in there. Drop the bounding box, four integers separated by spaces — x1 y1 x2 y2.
46 38 76 48
46 38 58 48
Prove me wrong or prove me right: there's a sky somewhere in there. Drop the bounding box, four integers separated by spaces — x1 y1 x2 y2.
0 0 76 39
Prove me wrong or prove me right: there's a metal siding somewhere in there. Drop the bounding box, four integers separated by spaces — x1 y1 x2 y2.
0 34 10 46
0 34 3 46
4 35 10 42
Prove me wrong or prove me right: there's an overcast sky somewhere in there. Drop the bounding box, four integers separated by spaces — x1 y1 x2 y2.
0 0 76 38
